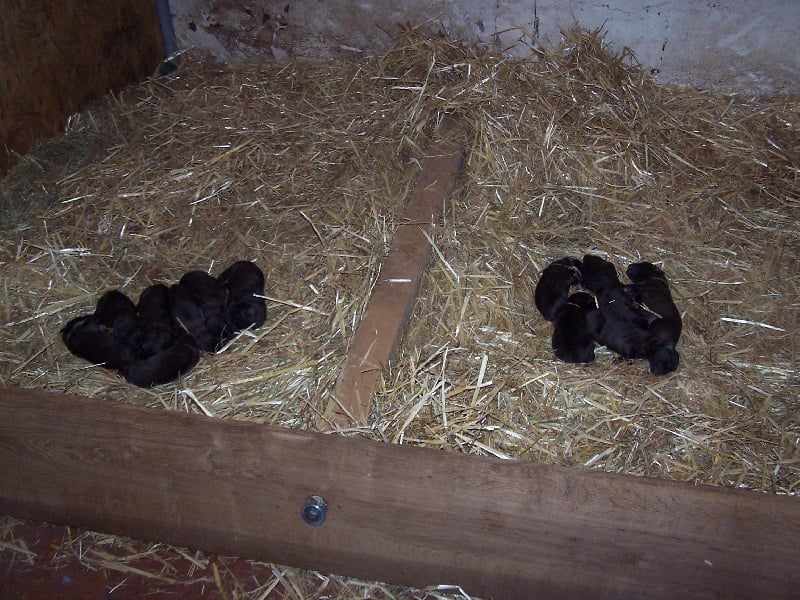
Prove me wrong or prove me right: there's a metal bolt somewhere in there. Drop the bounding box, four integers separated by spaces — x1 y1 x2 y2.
301 495 328 526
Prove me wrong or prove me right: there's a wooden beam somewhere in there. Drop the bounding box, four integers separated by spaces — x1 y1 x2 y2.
1 386 798 598
324 116 466 427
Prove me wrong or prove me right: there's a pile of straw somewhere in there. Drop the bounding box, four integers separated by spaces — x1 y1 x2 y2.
1 26 798 598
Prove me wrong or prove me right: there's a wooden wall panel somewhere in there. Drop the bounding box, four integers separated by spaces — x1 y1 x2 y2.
0 0 164 176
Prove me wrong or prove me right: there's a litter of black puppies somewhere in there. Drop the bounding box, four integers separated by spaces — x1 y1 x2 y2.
61 260 266 387
534 254 682 375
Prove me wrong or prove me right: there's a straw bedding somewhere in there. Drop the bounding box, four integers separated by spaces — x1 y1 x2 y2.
1 26 798 598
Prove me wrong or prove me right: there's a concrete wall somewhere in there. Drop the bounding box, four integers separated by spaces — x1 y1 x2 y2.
168 0 799 96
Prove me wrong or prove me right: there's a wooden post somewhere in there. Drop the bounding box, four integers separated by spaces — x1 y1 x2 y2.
1 386 798 599
323 116 466 427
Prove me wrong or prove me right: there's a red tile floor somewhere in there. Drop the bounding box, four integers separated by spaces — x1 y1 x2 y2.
1 518 291 599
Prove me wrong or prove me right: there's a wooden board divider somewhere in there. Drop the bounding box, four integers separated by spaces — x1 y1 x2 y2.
323 115 467 427
1 385 799 599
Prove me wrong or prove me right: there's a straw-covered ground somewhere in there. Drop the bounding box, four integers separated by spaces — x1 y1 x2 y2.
1 26 798 599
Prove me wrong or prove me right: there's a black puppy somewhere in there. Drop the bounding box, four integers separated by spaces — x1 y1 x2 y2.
123 340 200 388
551 290 597 364
170 270 231 352
534 256 583 323
61 315 136 371
625 262 682 346
123 284 200 387
61 290 139 372
581 254 677 374
218 260 267 332
625 261 681 375
134 284 184 357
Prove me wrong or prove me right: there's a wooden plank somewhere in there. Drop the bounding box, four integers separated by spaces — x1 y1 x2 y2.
324 116 466 426
1 386 798 598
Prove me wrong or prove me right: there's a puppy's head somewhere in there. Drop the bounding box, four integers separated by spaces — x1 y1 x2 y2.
227 301 267 331
137 284 173 322
581 254 620 293
552 255 583 271
535 256 583 322
61 315 136 371
218 261 265 301
649 345 679 375
626 261 666 284
566 290 596 311
61 315 99 347
94 290 137 328
180 270 224 299
169 283 206 333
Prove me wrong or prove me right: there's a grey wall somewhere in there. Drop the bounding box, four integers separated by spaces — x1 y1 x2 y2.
169 0 800 96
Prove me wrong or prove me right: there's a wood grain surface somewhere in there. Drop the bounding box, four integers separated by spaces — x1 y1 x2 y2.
324 116 466 426
1 386 798 598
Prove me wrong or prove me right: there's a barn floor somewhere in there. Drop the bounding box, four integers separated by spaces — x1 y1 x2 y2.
2 519 264 599
2 516 443 599
1 26 799 599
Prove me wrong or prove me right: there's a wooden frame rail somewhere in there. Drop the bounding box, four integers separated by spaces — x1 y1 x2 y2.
1 386 798 599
